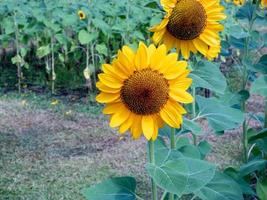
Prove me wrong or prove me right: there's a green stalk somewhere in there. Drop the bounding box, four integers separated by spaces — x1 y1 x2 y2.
90 43 96 90
169 128 176 200
264 100 267 128
14 14 21 94
192 87 197 145
86 44 91 96
148 140 157 200
51 36 55 94
240 0 258 162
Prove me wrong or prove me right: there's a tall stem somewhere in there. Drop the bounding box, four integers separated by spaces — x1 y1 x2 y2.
192 87 197 145
169 128 176 200
242 101 248 162
51 36 55 94
264 100 267 128
148 140 157 200
14 14 21 94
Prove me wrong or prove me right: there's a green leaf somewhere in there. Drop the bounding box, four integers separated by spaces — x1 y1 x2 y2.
176 137 191 149
178 145 201 159
196 96 244 132
152 137 183 166
248 128 267 143
78 30 97 45
229 25 250 39
190 61 227 94
96 43 108 56
239 160 267 177
37 45 51 58
253 54 267 74
146 157 216 196
11 55 23 65
194 172 243 200
82 177 136 200
198 141 212 159
256 178 267 200
251 75 267 97
183 118 203 135
218 89 250 106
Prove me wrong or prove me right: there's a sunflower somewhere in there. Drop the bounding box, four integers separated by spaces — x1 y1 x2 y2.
150 0 226 60
261 0 267 7
233 0 245 6
96 42 193 141
78 10 86 20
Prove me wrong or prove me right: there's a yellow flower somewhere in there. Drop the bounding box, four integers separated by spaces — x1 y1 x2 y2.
261 0 267 7
51 99 59 106
233 0 245 6
150 0 226 60
78 10 86 20
96 42 193 141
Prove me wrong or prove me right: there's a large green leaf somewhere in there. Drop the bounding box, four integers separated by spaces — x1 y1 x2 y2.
253 54 267 74
196 96 244 132
251 75 267 97
239 160 267 177
183 118 203 135
194 172 243 200
152 137 183 166
145 157 216 196
82 177 136 200
256 178 267 200
190 61 227 94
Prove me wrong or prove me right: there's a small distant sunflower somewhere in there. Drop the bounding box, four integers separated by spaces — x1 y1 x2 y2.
233 0 245 6
78 10 86 20
261 0 267 7
150 0 226 60
96 42 193 141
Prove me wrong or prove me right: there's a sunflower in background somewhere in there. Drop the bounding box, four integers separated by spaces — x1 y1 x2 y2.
150 0 226 60
78 10 86 20
96 42 193 141
261 0 267 7
233 0 245 6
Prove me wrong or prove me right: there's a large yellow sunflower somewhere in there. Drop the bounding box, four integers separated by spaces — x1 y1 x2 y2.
150 0 226 60
96 42 193 141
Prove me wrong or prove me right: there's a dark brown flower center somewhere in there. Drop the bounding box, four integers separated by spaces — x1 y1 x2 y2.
167 0 207 40
120 69 169 115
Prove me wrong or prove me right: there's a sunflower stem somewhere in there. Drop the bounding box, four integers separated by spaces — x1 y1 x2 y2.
264 100 267 128
149 140 157 200
14 13 21 94
192 87 197 146
169 128 176 200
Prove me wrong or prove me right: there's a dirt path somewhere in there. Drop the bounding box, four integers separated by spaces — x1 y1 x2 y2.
0 97 148 200
0 94 264 200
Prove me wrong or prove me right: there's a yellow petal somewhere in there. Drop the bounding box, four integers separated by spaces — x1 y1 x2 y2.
110 106 130 128
131 115 142 139
119 113 135 134
169 89 194 104
150 44 167 68
98 74 123 89
96 92 120 103
142 116 154 140
164 61 188 80
103 103 123 114
135 42 149 70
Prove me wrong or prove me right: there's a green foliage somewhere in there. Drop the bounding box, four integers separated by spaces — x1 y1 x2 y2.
190 61 227 94
196 96 244 132
82 177 136 200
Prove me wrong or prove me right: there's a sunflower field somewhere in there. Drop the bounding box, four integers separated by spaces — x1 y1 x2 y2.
0 0 267 200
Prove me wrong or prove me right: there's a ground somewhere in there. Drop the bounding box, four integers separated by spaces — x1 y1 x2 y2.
0 92 264 200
